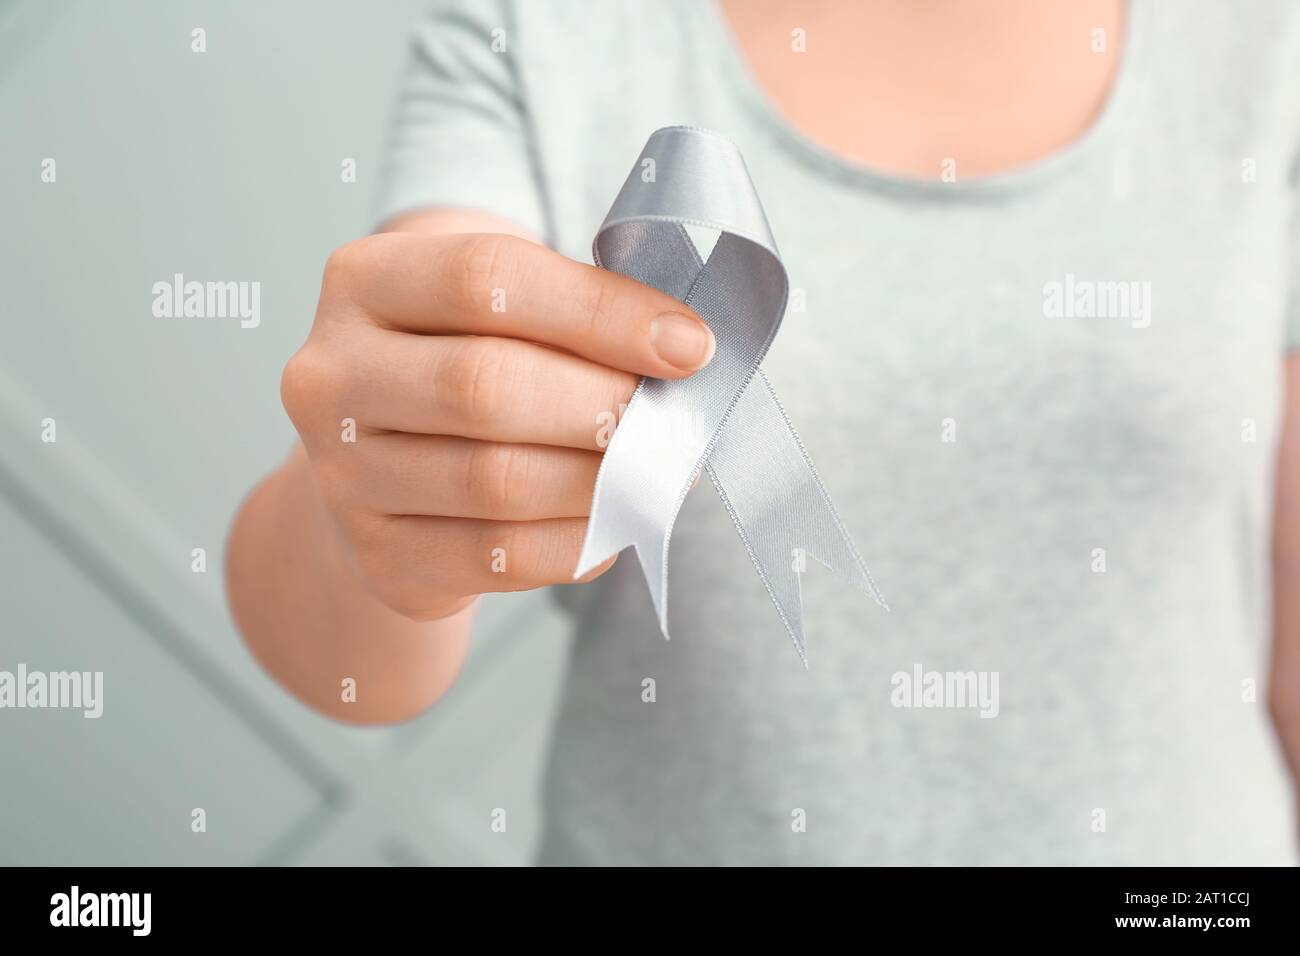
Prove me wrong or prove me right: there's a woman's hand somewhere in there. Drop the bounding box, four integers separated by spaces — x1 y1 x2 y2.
279 231 714 623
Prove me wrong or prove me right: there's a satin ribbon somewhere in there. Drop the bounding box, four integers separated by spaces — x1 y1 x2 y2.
573 126 887 661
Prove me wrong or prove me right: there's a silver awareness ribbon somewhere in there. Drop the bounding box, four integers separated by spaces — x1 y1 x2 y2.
573 126 887 661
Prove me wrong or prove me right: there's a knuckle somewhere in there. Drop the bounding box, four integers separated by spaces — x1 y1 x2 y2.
441 340 509 428
467 443 528 516
280 346 335 426
323 238 369 290
452 233 517 313
322 234 398 309
574 270 621 341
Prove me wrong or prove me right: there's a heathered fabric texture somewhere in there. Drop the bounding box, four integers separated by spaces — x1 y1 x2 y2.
378 0 1300 864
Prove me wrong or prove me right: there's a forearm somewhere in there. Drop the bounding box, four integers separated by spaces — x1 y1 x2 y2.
1272 558 1300 783
226 444 474 724
1270 355 1300 783
226 208 538 723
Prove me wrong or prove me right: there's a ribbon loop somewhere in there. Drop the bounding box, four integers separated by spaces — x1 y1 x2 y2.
574 127 886 661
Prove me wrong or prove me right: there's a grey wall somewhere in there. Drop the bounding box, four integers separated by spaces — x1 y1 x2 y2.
0 0 570 865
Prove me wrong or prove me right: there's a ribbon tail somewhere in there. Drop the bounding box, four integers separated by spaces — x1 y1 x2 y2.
574 508 673 639
705 372 888 663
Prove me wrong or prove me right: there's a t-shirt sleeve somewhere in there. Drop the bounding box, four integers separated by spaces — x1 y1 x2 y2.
374 0 548 239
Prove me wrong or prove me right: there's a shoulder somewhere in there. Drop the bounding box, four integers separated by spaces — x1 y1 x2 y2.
1134 1 1300 162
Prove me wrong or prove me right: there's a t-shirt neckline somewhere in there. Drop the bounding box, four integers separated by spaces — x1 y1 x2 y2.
697 0 1149 199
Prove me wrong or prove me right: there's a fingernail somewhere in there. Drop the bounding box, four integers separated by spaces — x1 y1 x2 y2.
650 312 715 371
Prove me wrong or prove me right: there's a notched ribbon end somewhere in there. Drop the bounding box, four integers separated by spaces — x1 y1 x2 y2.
572 537 675 642
571 523 627 581
859 572 891 614
790 635 809 669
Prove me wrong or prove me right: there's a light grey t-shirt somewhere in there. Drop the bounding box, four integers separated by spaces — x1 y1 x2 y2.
378 0 1300 864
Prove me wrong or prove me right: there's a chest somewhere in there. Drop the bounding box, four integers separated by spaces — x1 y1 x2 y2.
753 170 1289 523
715 0 1126 180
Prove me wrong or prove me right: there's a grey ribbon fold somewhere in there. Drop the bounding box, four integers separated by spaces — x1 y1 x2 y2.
573 126 887 661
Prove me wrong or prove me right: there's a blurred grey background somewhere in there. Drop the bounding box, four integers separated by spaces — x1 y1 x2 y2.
0 0 570 865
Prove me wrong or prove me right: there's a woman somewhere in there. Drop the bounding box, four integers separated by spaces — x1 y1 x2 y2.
227 0 1300 864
